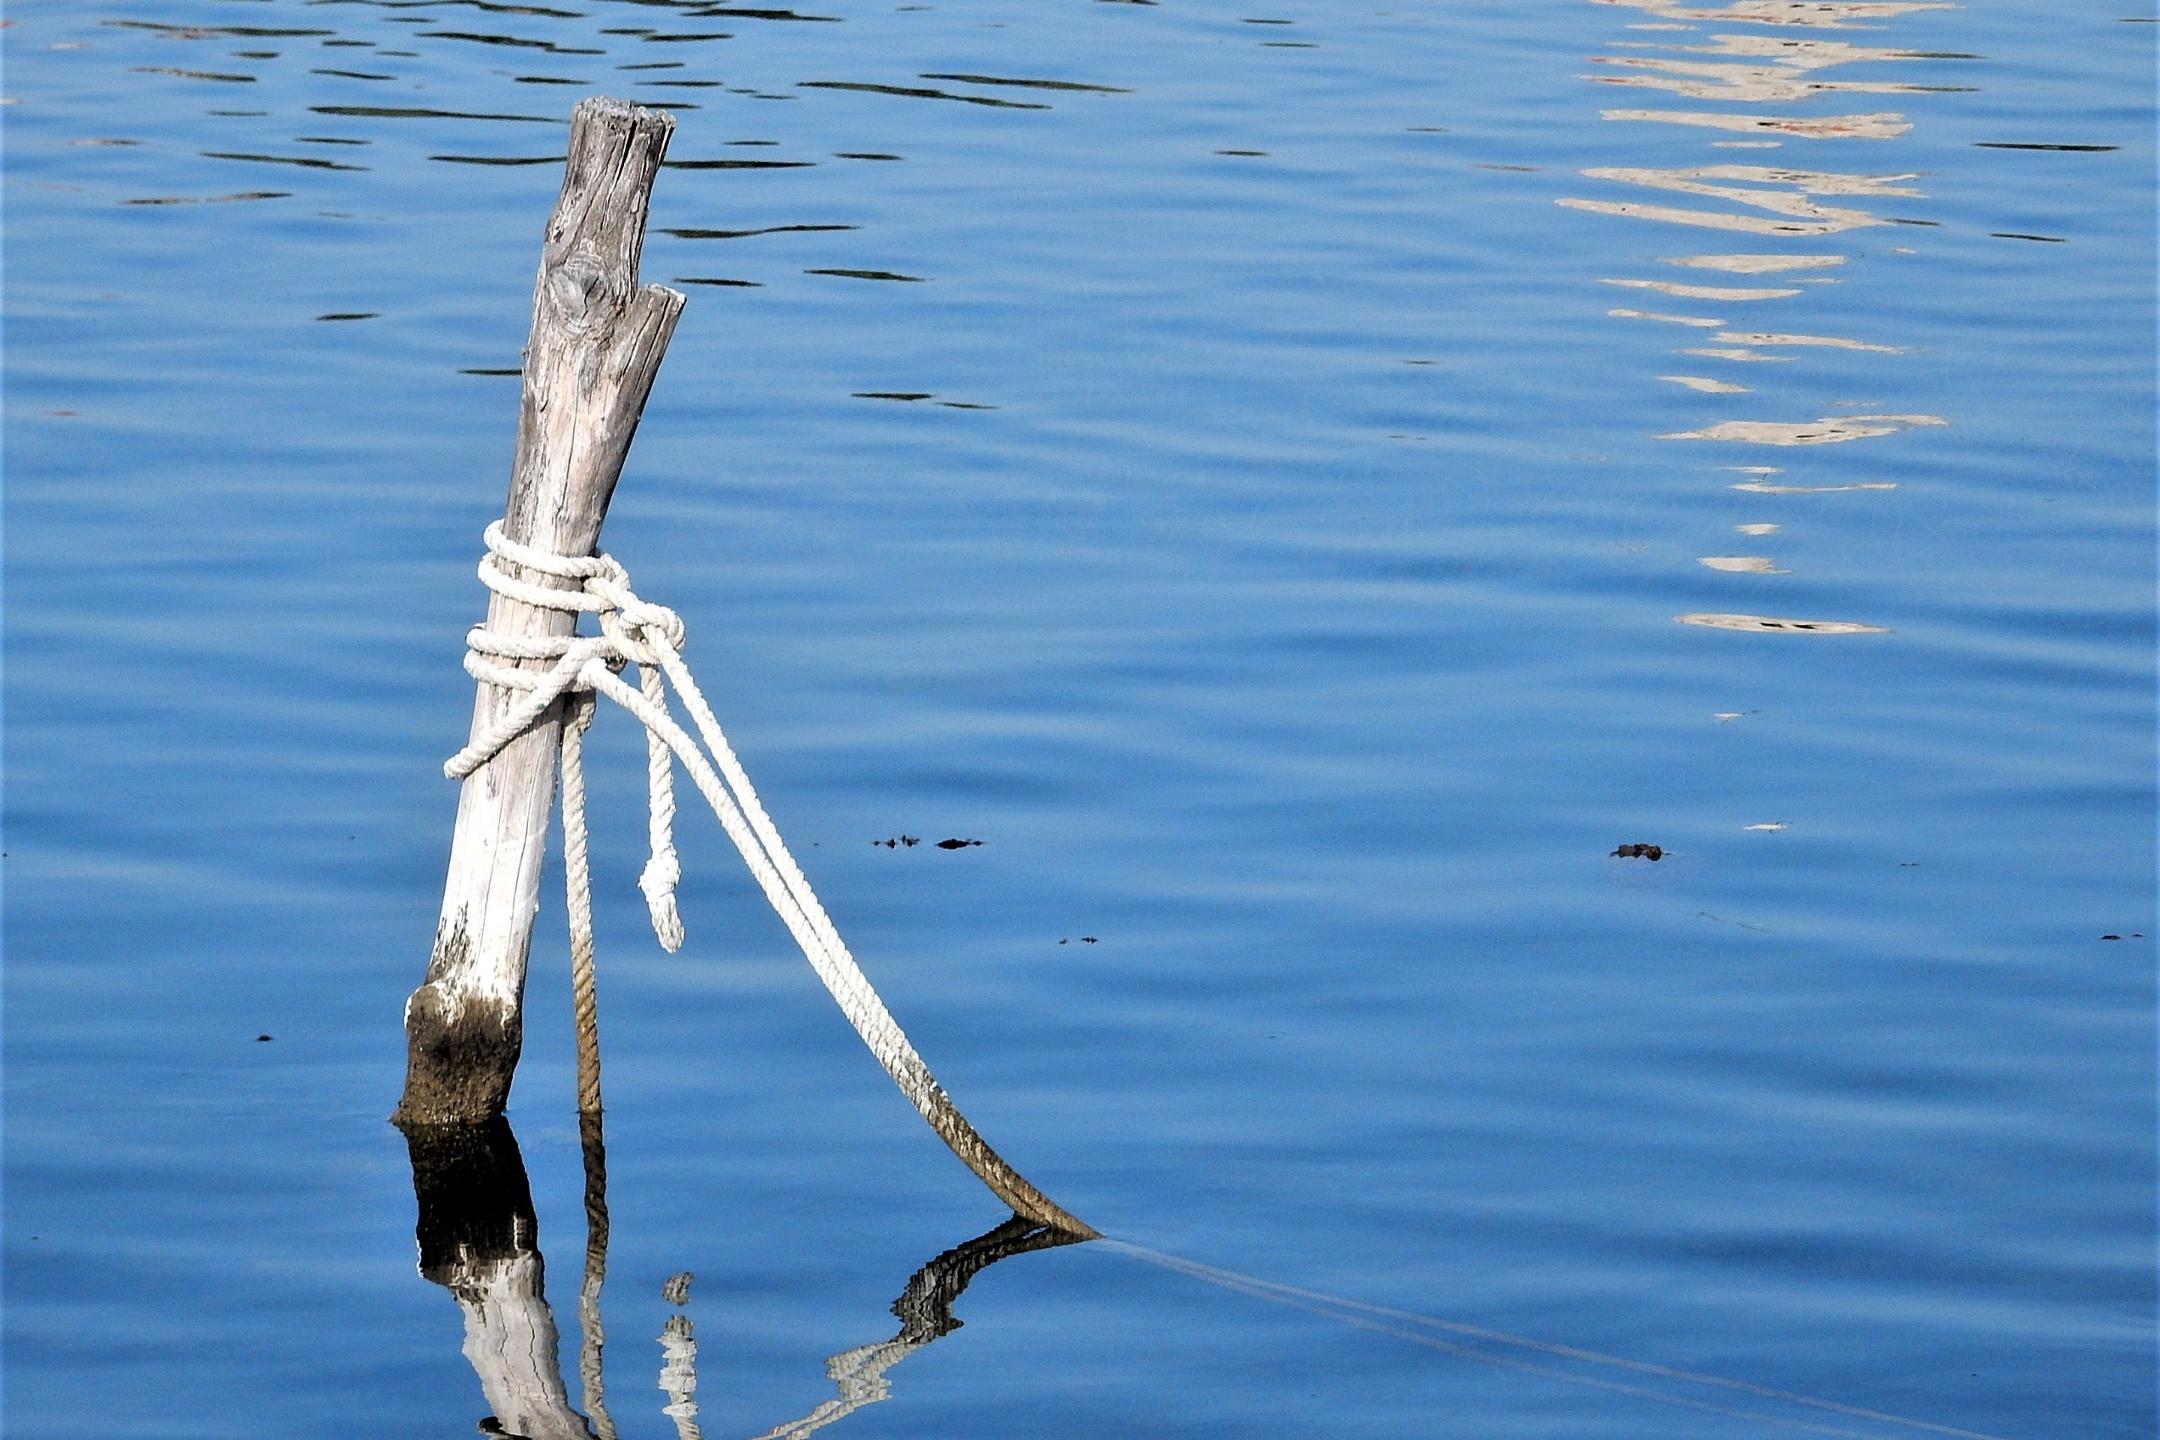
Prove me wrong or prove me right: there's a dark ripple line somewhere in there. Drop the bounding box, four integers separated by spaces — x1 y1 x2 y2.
132 66 256 83
202 150 369 170
310 104 554 121
119 190 290 206
1974 141 2119 152
688 6 843 20
798 80 1050 110
429 153 567 165
324 0 584 15
662 157 815 169
659 222 856 239
421 29 604 53
918 71 1129 93
107 21 332 36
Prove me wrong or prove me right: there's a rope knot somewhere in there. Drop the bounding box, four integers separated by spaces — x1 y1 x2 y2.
598 597 686 665
451 522 692 956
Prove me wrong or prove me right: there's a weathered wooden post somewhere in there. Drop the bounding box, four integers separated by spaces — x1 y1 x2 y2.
395 97 684 1127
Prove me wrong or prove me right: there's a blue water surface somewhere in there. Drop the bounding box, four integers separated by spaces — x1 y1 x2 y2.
5 2 2154 1437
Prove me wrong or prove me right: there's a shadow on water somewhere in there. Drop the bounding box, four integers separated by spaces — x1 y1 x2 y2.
403 1118 1086 1440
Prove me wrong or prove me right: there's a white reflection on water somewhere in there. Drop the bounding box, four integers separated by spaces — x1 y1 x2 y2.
1666 252 1847 272
1711 329 1906 351
1566 0 1955 620
1609 306 1728 326
1592 0 1953 28
1606 276 1803 298
1602 108 1913 139
1677 612 1891 633
1563 164 1921 236
1663 413 1946 445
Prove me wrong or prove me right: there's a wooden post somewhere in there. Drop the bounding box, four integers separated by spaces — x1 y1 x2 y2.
395 97 684 1127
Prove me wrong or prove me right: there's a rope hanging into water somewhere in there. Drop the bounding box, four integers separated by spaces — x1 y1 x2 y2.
450 522 1095 1238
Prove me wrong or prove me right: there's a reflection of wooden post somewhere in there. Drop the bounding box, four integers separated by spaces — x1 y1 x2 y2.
406 1121 598 1440
395 97 684 1126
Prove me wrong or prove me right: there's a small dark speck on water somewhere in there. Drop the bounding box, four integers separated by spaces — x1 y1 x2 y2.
936 838 982 849
1612 843 1664 861
873 835 922 848
255 1034 273 1042
314 312 376 321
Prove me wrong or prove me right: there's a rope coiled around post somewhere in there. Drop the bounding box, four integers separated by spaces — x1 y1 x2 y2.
452 522 1095 1238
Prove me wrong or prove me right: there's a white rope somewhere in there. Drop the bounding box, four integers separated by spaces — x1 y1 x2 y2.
452 522 1094 1237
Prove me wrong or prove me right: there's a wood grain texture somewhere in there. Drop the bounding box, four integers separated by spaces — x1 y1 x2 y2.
396 97 684 1126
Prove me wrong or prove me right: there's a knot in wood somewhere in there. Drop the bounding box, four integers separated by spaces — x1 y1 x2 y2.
546 249 624 336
